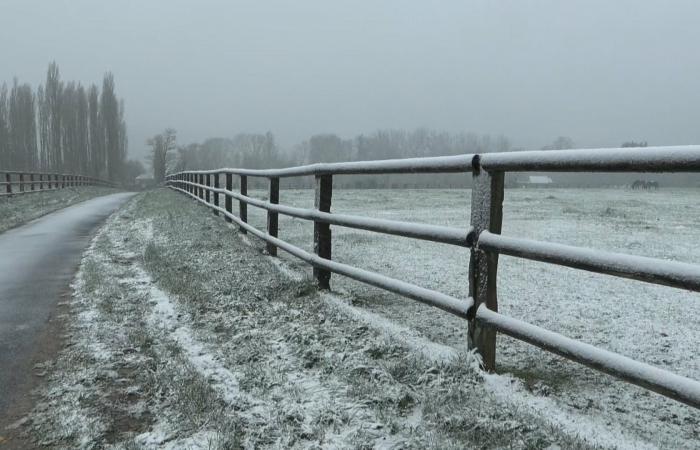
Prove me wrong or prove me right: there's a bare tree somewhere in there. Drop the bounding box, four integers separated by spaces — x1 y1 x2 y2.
148 128 177 182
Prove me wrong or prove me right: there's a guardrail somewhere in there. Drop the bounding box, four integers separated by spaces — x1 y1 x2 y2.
166 144 700 408
0 170 115 196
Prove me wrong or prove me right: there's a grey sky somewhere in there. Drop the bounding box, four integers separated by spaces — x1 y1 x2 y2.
2 1 699 160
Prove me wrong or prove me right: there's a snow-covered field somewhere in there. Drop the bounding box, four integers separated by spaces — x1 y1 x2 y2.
21 187 699 449
241 187 700 447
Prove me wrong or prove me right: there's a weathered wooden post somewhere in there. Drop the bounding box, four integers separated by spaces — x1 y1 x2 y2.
5 173 11 195
199 174 204 199
225 173 233 223
468 158 504 371
30 173 35 191
213 173 220 215
39 173 43 190
266 177 279 255
205 174 211 204
239 175 248 234
19 173 24 193
314 174 333 289
54 173 59 189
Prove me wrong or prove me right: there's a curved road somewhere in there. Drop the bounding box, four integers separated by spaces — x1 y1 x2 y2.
0 193 134 426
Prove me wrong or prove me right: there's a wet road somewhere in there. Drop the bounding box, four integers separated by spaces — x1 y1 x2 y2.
0 193 134 419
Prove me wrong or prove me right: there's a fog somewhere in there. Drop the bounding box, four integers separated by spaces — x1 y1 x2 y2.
2 0 700 160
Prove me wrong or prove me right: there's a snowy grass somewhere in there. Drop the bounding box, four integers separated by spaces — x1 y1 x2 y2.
0 186 120 233
237 186 700 448
23 189 607 449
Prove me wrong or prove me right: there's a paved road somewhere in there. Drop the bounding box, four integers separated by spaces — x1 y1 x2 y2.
0 193 134 421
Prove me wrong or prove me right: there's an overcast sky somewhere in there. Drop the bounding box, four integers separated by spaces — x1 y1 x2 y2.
2 1 699 160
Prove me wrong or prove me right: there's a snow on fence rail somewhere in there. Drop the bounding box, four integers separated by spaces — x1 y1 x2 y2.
0 170 115 196
166 144 700 408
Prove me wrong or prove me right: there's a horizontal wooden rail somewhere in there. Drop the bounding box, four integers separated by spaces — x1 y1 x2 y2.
475 305 700 408
479 145 700 172
170 184 473 318
477 231 700 292
166 144 700 409
174 154 476 178
179 179 473 247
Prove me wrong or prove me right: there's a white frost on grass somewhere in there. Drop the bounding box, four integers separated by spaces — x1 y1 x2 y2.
483 373 656 450
320 291 461 364
135 420 218 450
263 235 660 450
144 273 243 405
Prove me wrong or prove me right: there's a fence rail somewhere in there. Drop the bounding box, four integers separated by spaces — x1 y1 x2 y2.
0 170 115 196
166 144 700 408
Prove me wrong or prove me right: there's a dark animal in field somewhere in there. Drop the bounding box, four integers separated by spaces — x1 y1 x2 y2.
631 180 659 190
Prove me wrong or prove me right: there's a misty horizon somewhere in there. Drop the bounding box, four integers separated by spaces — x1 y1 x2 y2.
2 1 700 163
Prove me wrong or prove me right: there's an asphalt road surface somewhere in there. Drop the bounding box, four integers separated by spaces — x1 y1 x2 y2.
0 193 134 424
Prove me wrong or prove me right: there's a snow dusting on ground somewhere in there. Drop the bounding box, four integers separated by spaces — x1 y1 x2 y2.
19 188 699 449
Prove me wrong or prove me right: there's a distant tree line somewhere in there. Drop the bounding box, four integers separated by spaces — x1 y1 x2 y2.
161 129 511 188
152 130 697 189
0 62 129 182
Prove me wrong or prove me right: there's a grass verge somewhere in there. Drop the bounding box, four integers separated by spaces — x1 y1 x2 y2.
0 186 121 233
22 189 608 449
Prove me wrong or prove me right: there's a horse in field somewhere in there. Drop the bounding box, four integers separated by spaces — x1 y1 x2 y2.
631 180 659 190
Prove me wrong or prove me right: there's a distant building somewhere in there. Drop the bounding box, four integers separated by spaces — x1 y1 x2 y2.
135 173 156 190
516 175 554 187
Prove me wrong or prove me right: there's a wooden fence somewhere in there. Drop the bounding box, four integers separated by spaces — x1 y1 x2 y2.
0 170 114 196
166 145 700 408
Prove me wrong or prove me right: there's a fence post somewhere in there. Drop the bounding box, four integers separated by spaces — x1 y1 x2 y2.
205 174 211 204
5 173 11 195
199 174 204 199
239 175 248 234
314 174 333 289
266 177 279 255
19 173 24 193
468 161 504 371
225 173 233 223
30 173 35 191
213 173 220 215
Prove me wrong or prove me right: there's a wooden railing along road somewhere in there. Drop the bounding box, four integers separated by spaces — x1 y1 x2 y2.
166 145 700 408
1 170 114 196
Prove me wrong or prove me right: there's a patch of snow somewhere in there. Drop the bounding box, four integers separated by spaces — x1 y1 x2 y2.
483 373 657 450
321 291 459 364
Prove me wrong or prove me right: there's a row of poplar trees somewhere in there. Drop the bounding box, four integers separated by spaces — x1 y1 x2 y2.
0 62 127 181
